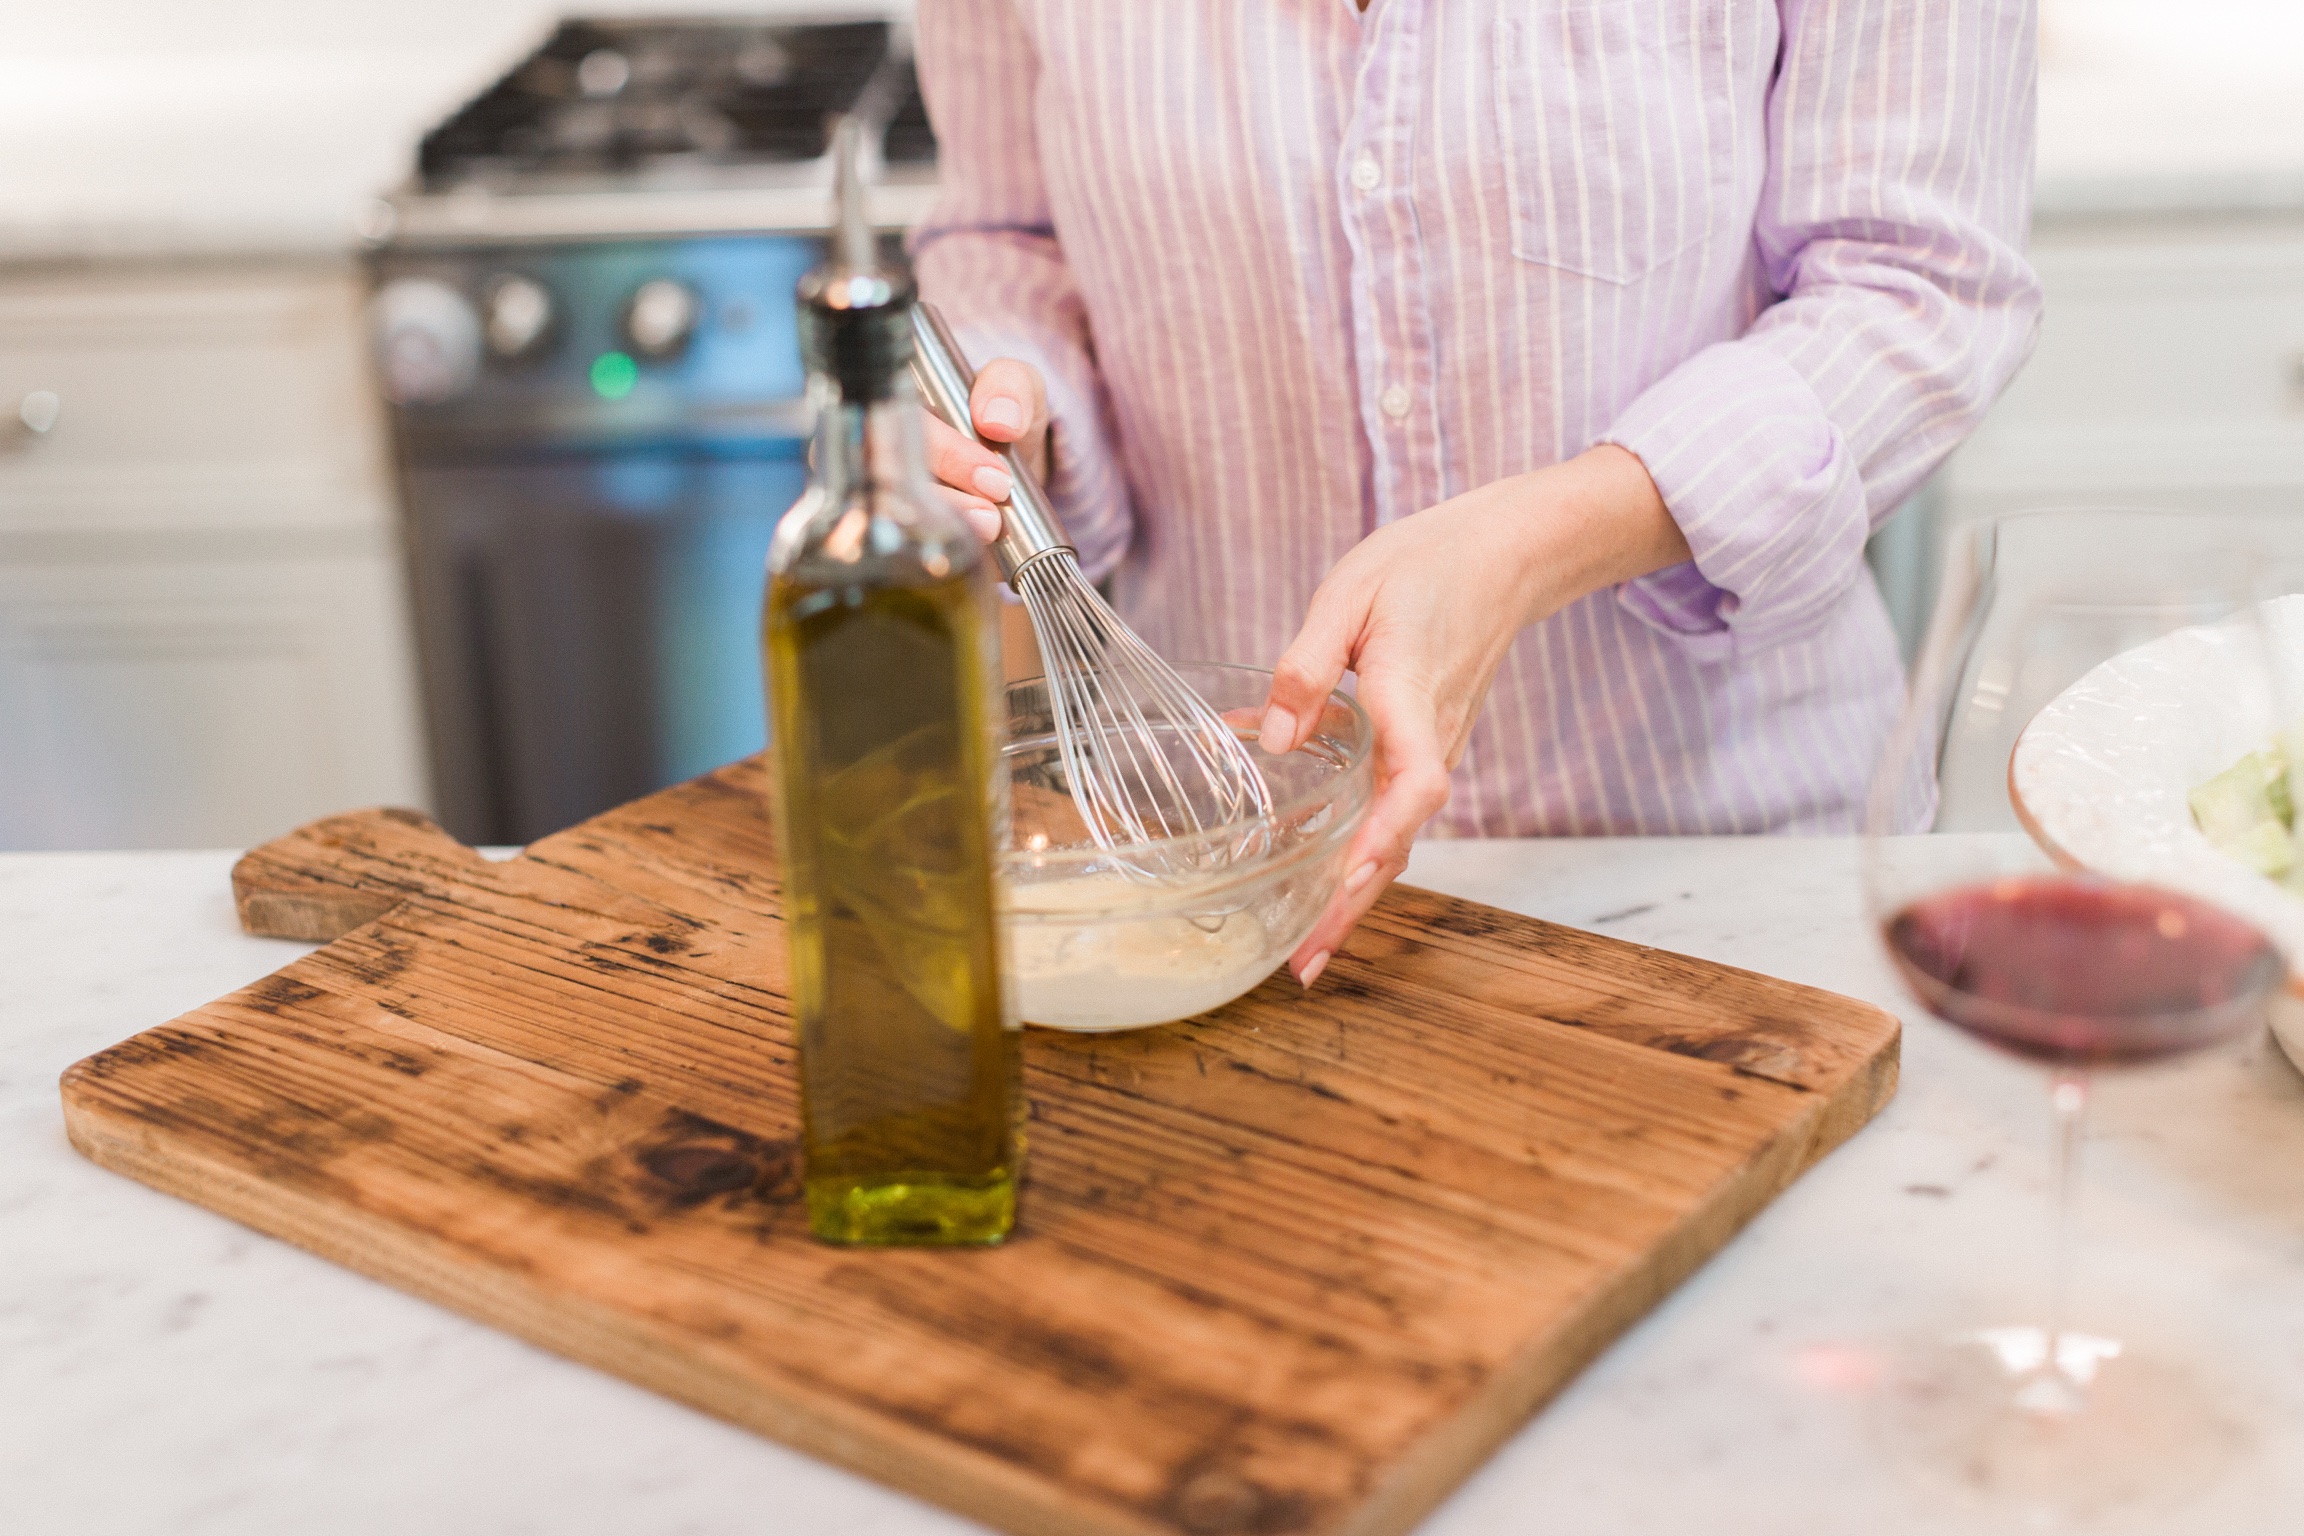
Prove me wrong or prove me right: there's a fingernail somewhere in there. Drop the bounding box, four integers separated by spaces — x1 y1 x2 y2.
971 465 1014 502
966 504 1003 542
1297 950 1331 990
1343 860 1378 896
1259 706 1294 750
980 397 1025 433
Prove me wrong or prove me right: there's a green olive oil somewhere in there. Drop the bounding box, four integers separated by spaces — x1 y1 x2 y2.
765 565 1018 1245
761 136 1018 1245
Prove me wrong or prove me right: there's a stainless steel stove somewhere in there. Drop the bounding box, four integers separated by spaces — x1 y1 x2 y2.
366 15 934 846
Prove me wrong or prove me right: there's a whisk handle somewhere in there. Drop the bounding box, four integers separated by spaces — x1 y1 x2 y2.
909 301 1074 582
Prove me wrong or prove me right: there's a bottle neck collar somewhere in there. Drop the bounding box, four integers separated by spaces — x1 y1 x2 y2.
808 376 925 501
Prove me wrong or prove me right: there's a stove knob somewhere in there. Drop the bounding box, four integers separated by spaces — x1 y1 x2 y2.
482 274 556 362
623 279 702 361
370 278 480 404
577 48 631 97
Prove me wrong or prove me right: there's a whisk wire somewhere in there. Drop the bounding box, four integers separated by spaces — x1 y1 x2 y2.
908 301 1271 879
1013 553 1273 878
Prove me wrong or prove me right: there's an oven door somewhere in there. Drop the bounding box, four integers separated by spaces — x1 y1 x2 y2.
401 444 806 845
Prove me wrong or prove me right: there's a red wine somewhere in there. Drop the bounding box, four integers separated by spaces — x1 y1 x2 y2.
1885 876 2282 1066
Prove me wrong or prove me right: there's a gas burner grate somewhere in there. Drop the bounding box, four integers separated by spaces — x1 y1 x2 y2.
418 18 899 188
883 69 937 167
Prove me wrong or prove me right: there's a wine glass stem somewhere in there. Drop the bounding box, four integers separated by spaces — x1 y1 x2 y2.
2042 1069 2092 1390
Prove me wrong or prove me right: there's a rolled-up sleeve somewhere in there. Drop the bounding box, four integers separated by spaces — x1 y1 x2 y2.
909 0 1133 581
1601 0 2043 664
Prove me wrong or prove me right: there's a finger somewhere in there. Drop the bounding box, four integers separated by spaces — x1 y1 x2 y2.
1290 713 1451 985
1217 705 1265 738
970 358 1047 443
1288 841 1406 989
1287 779 1445 984
935 485 1004 544
923 411 1016 507
1261 583 1364 756
1287 766 1446 983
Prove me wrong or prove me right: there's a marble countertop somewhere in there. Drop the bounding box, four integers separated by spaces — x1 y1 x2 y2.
6 835 2304 1534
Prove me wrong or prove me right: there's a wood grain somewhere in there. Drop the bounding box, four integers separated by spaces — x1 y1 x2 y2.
62 757 1898 1536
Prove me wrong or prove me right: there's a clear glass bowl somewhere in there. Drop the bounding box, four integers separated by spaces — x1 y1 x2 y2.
1001 663 1374 1032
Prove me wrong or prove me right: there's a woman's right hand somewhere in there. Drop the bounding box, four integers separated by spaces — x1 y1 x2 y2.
922 357 1051 545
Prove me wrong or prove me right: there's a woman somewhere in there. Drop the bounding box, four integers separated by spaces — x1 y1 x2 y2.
910 1 2041 986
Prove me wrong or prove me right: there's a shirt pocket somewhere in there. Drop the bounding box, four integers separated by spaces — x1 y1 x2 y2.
1491 1 1739 285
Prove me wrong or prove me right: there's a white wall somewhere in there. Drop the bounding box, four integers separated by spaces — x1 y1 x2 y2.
0 1 909 258
2039 0 2304 196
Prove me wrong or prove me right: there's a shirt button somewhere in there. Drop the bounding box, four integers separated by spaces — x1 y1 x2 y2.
1380 382 1411 419
1351 152 1382 192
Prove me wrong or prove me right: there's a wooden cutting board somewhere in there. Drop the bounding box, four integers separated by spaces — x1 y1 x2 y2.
61 758 1897 1536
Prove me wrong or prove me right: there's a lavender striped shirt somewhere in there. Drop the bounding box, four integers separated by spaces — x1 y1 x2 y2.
911 0 2041 836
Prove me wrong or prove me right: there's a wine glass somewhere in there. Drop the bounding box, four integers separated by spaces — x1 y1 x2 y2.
1863 508 2292 1523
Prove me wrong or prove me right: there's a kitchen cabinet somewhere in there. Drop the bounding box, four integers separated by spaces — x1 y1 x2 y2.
1946 213 2304 516
0 261 428 850
1876 212 2304 656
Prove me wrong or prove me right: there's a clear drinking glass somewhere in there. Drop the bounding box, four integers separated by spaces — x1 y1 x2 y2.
1863 509 2293 1522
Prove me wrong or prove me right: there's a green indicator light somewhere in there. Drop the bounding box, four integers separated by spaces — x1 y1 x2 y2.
590 351 639 400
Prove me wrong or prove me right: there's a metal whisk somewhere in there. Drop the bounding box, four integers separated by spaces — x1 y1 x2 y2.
909 302 1273 877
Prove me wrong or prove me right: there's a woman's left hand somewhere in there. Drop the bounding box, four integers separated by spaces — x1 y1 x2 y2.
1257 444 1690 988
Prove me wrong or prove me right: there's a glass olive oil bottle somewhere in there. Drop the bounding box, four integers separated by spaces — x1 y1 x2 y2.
762 126 1018 1246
